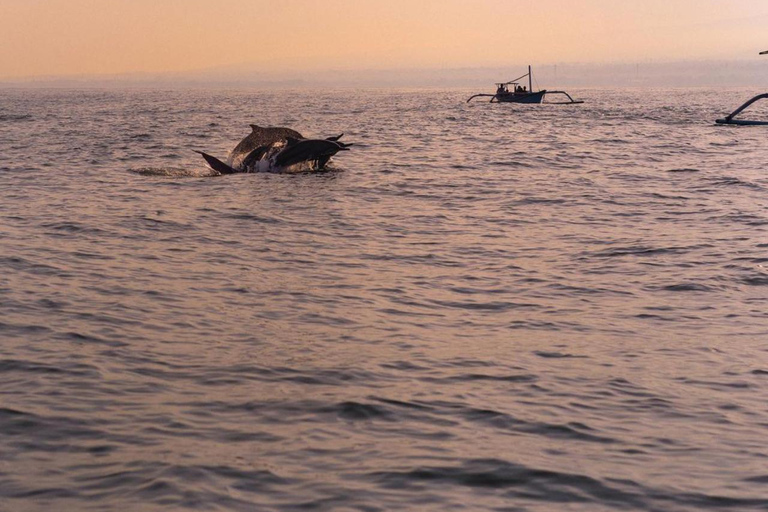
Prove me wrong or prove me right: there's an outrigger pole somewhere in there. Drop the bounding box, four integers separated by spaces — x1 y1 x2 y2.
716 94 768 125
541 91 584 105
716 50 768 125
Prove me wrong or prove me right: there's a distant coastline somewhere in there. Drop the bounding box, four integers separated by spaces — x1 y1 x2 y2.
2 59 767 89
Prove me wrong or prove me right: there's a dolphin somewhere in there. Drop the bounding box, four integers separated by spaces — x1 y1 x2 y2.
228 125 304 169
197 125 351 175
274 137 351 170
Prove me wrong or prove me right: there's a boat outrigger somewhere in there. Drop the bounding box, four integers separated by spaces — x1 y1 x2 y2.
716 51 768 126
467 66 583 104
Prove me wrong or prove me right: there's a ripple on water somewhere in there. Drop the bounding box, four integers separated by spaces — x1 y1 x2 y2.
1 88 767 512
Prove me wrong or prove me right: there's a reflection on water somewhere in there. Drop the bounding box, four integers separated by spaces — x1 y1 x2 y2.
0 87 767 511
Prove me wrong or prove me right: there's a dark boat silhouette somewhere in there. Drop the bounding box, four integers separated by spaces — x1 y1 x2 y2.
467 66 583 104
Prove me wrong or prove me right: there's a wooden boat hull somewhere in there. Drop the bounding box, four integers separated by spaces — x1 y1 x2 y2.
465 66 583 104
493 90 546 104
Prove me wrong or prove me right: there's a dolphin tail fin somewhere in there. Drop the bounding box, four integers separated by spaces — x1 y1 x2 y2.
326 133 344 142
195 150 238 175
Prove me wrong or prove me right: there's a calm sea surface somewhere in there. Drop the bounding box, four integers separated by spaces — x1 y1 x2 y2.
1 87 767 511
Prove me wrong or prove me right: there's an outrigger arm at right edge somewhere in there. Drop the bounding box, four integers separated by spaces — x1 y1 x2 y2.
716 50 768 126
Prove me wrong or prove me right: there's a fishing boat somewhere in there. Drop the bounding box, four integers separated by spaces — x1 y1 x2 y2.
716 51 768 126
467 66 583 104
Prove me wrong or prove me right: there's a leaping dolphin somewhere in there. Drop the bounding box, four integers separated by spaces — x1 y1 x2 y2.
197 125 351 174
228 125 303 169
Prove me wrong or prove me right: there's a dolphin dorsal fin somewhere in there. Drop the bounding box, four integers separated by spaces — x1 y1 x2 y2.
250 124 262 131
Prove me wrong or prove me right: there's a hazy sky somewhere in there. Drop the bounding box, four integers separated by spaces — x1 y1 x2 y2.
1 0 766 79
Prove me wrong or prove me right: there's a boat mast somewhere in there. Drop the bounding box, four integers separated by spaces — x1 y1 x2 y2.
528 65 532 92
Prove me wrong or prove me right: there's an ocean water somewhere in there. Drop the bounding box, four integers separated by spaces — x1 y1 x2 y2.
0 87 767 512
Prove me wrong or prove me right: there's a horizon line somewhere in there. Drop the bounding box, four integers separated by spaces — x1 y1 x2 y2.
2 57 767 83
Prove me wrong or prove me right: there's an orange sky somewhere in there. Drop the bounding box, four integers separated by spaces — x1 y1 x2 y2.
1 0 766 79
